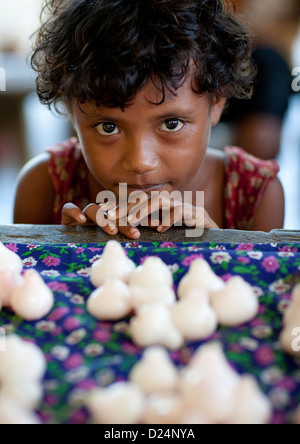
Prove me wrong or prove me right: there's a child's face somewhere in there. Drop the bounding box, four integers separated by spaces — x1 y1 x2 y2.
71 75 226 198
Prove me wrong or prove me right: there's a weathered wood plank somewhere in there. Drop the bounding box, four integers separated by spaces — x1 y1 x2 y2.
0 224 300 244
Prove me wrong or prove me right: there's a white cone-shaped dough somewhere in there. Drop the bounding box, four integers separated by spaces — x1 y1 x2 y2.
0 242 23 275
87 278 132 321
279 284 300 356
129 303 183 350
87 382 145 424
0 395 41 425
225 375 272 424
129 346 179 395
130 284 176 310
210 276 259 326
0 335 46 382
0 269 23 307
1 379 43 410
177 259 224 299
129 257 173 288
10 269 54 321
171 289 218 341
179 342 240 423
90 240 136 287
279 324 300 357
142 391 184 424
283 284 300 327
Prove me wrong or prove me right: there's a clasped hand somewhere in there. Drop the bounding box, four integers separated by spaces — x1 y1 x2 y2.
61 191 218 239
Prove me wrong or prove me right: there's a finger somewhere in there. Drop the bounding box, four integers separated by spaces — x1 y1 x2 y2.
98 201 118 213
106 201 129 221
61 203 87 225
127 194 161 225
184 206 219 229
107 191 149 222
117 224 141 240
84 204 119 235
157 206 182 233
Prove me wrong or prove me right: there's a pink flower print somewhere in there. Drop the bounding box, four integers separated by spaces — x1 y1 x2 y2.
278 246 298 253
48 281 69 293
28 244 39 250
249 318 265 328
93 329 111 342
52 326 62 336
48 307 69 321
64 316 81 331
160 242 177 248
73 307 85 315
122 342 142 354
42 256 61 267
258 305 267 315
5 243 18 253
125 242 141 248
69 411 88 425
182 254 204 267
77 380 99 391
237 256 250 264
75 247 84 254
254 345 275 366
221 273 233 282
88 248 101 253
262 256 280 273
235 244 254 251
44 394 59 406
64 353 83 369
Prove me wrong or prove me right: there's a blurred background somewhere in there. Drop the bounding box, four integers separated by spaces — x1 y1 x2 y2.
0 0 299 229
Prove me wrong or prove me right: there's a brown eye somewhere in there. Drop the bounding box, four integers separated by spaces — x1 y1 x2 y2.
160 119 185 132
96 122 120 135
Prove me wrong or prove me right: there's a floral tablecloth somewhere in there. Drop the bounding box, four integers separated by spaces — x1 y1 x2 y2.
1 241 300 424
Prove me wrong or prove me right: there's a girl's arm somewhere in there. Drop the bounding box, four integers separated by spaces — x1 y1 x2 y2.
13 153 56 224
251 177 285 231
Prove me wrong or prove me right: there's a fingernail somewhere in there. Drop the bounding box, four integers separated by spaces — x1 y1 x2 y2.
128 213 137 223
130 227 138 235
79 215 87 222
157 226 162 232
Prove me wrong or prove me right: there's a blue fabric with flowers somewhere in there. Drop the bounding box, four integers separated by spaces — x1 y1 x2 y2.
1 241 300 424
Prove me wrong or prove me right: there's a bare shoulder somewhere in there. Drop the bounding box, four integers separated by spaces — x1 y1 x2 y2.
252 176 285 231
202 148 226 227
206 147 226 166
14 152 55 224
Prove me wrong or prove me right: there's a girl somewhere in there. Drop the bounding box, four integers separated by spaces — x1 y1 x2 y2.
14 0 284 240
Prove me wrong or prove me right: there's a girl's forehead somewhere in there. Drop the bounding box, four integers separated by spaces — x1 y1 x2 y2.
73 76 210 117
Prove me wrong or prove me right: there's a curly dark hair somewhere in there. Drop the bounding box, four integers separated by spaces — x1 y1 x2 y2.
31 0 255 112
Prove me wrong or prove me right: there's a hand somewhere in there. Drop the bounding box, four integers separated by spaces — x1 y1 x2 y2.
61 202 142 240
101 191 219 235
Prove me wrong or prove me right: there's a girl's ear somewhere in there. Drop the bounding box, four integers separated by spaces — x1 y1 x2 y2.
210 95 227 127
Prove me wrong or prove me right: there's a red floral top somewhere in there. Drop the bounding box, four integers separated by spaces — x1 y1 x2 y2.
47 139 279 229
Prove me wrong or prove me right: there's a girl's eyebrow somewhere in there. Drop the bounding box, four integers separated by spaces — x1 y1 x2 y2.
82 108 197 122
155 109 196 119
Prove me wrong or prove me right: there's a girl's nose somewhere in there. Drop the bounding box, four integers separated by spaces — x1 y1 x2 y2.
121 135 159 175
